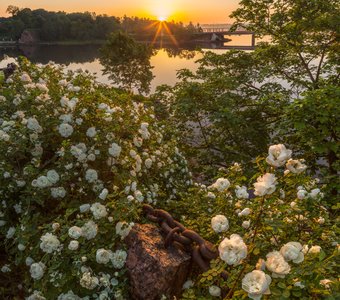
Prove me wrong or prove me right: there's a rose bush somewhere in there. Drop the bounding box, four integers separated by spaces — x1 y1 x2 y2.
0 58 192 299
172 146 338 299
0 58 338 299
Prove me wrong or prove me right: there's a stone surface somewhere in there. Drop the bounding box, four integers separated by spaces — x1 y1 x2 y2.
125 223 191 300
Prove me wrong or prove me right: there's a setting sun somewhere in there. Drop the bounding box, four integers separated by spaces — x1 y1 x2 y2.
158 16 167 22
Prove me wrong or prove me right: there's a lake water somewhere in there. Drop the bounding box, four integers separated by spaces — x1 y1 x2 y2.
0 35 255 92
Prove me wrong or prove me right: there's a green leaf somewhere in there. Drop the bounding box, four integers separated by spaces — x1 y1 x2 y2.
282 290 290 298
278 282 286 289
0 71 4 83
319 250 326 261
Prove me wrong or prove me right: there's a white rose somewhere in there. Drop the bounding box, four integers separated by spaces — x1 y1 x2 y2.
46 170 59 184
0 130 10 141
51 187 66 198
111 249 127 269
286 159 307 174
182 280 194 290
30 262 46 280
280 242 304 263
145 158 153 169
309 245 321 254
68 240 79 251
242 270 271 300
40 233 60 253
242 220 251 229
238 208 251 217
36 176 51 188
25 257 34 266
96 248 113 264
57 290 81 300
99 188 109 200
21 73 32 83
309 188 321 199
254 173 277 196
265 251 291 278
85 169 98 183
209 285 221 297
68 226 82 239
81 221 98 240
235 185 249 199
27 290 46 300
58 123 73 137
90 202 108 219
86 127 97 138
297 189 307 199
79 204 90 213
219 234 247 266
207 192 216 199
134 190 144 202
211 215 229 233
209 178 230 192
266 144 292 167
108 143 122 157
80 272 99 290
6 227 15 239
27 117 43 133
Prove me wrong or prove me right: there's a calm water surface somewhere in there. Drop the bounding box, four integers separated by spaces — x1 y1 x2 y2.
0 35 255 92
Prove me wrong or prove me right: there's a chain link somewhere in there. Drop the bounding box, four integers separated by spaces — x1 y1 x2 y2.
0 63 17 80
142 204 219 272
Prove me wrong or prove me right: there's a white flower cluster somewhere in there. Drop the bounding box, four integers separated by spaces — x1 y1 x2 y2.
266 144 307 175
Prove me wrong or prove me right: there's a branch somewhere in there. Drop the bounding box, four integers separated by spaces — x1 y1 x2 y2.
297 52 316 85
315 48 326 85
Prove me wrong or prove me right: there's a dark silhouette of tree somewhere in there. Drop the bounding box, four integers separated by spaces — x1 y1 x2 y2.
0 6 201 42
100 32 155 95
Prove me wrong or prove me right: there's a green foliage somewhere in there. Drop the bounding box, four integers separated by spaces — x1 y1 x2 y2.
100 32 154 95
154 50 290 178
231 0 339 89
172 156 339 299
280 85 340 201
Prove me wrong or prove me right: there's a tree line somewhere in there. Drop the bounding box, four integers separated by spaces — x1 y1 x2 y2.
0 6 202 42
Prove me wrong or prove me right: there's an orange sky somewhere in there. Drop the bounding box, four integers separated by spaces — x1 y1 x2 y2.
0 0 240 23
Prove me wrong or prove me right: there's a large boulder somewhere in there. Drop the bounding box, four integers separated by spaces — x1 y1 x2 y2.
125 224 191 300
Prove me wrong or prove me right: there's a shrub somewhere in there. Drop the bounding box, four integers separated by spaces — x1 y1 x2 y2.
0 57 191 299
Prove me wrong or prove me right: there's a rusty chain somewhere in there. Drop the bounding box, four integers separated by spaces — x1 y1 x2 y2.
0 63 16 80
142 204 221 273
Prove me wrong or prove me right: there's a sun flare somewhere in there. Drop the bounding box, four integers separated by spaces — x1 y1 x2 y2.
158 16 167 22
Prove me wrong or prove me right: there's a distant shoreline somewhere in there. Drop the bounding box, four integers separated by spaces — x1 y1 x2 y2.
0 39 215 48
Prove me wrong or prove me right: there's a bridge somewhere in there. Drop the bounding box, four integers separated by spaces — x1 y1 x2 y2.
194 24 256 48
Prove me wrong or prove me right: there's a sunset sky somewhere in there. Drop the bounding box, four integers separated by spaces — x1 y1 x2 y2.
0 0 240 23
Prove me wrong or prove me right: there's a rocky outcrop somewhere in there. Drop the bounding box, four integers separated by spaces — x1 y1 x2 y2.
125 224 191 300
